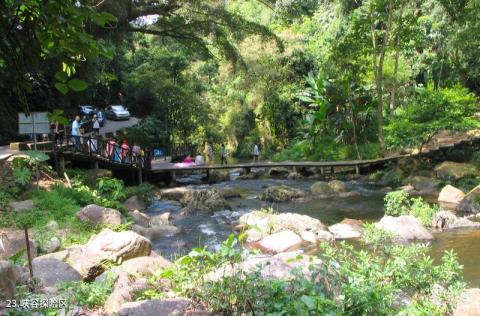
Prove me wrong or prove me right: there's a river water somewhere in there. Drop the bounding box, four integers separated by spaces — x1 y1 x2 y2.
145 176 480 287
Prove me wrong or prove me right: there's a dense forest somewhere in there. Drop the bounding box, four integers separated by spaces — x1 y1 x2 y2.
1 0 479 160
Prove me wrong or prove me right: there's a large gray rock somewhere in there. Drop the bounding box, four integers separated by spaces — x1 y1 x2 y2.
375 215 434 241
287 172 304 180
310 181 334 197
261 185 304 202
180 188 231 213
32 257 81 287
129 211 151 228
73 229 152 280
240 211 331 243
76 204 122 226
438 185 465 209
39 236 61 254
118 298 206 316
0 229 37 260
453 288 480 316
132 224 182 239
150 213 171 226
9 200 34 212
123 195 147 212
435 161 477 181
257 230 303 254
328 180 347 193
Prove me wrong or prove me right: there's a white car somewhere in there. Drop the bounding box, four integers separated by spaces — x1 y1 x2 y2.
105 105 130 121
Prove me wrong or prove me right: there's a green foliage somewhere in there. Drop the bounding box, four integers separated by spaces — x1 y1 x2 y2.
384 190 439 226
12 166 32 187
124 183 156 202
140 229 463 315
96 177 126 201
59 274 115 309
385 85 479 151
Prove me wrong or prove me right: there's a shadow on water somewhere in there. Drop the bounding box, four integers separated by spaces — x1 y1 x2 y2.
145 177 480 286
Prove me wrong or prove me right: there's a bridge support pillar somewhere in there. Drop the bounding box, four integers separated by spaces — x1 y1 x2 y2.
355 165 360 175
320 167 324 175
138 168 143 184
244 167 251 175
171 170 176 183
94 160 99 171
206 169 210 182
293 166 298 174
58 157 65 177
330 166 334 174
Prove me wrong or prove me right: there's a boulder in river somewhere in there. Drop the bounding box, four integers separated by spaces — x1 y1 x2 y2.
180 187 231 213
287 172 304 180
438 185 465 209
158 187 190 201
257 230 303 254
129 211 151 228
435 161 478 181
132 224 182 239
76 204 122 226
118 298 206 316
261 185 305 202
123 195 147 212
375 215 434 241
74 229 152 280
310 181 334 197
328 180 347 193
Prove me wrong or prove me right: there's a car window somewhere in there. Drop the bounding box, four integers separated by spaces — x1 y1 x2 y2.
112 105 125 111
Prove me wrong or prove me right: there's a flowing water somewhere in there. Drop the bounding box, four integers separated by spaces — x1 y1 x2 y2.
144 176 480 287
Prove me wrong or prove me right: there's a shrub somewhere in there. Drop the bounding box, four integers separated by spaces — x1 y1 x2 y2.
384 190 438 226
59 274 115 308
138 230 464 315
384 190 411 216
125 182 156 202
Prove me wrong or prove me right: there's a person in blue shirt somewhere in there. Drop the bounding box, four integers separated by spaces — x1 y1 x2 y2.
71 115 82 151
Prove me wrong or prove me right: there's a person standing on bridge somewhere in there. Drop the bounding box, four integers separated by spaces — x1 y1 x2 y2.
252 143 260 163
71 115 82 151
92 114 100 135
221 144 228 165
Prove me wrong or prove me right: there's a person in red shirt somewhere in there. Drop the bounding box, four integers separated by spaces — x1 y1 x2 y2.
121 140 130 163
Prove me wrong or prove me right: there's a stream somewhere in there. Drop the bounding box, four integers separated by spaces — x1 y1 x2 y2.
144 176 480 287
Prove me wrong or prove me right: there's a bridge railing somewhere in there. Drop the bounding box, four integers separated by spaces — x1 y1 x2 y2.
53 134 148 169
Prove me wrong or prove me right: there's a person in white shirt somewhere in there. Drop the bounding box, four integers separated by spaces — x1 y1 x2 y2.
253 143 260 162
92 114 100 135
71 116 81 151
195 154 205 165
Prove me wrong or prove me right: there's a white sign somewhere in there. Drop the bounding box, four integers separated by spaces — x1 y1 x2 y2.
18 112 51 134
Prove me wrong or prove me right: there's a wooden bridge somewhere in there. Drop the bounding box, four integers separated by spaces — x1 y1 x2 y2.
30 133 480 184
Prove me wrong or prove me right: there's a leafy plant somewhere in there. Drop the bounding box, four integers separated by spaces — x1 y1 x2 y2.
59 273 115 308
384 190 438 226
96 177 126 202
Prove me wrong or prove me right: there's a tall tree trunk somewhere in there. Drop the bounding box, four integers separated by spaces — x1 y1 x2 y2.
390 36 400 111
370 0 393 157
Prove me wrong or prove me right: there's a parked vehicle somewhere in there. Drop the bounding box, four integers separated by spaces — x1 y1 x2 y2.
105 105 130 120
78 105 96 116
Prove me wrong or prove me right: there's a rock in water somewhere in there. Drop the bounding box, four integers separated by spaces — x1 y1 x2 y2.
76 204 122 226
257 230 303 254
328 180 347 193
329 218 364 239
118 298 205 316
32 257 81 288
159 187 190 201
375 215 434 241
438 185 465 209
129 211 151 228
123 195 147 212
180 188 231 213
431 211 480 230
74 229 152 280
132 224 182 239
310 181 334 197
261 185 305 202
